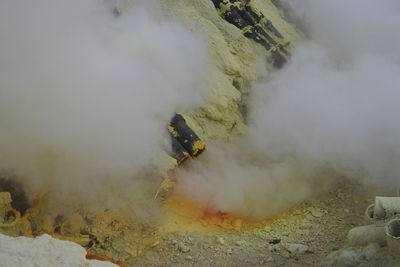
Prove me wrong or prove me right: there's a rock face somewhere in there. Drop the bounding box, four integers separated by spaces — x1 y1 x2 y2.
161 0 301 143
0 233 117 267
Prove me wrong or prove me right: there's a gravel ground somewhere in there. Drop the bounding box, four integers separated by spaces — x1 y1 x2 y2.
2 178 399 266
129 179 399 266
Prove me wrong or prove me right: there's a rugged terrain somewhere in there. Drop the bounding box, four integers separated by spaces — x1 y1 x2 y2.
132 179 399 266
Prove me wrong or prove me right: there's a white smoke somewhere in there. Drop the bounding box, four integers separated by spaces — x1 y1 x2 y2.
176 0 400 218
0 0 208 213
251 0 400 187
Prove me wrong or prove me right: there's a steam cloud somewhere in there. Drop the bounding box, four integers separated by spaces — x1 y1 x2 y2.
176 0 400 218
0 0 208 214
1 0 399 220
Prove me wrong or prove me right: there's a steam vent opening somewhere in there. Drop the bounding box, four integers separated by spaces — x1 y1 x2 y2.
386 219 400 239
0 173 34 217
1 0 400 266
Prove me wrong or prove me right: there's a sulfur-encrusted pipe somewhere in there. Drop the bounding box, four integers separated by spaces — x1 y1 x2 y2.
374 197 400 222
385 219 400 256
364 204 375 223
168 113 205 157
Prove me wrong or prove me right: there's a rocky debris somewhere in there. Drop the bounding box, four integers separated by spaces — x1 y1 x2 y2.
177 241 190 253
308 207 324 218
318 244 400 267
185 255 193 260
318 191 400 266
0 233 117 267
268 244 281 252
286 243 309 255
154 177 175 200
235 240 246 246
337 192 346 201
299 221 313 229
98 179 398 266
319 249 361 267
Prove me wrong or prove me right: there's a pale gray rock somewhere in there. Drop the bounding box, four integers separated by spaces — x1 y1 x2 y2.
0 233 117 267
286 243 309 254
347 225 386 247
361 243 380 261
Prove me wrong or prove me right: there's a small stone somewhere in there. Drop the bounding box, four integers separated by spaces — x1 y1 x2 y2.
307 207 324 218
154 178 175 200
217 237 225 245
307 246 315 253
300 222 313 230
344 209 349 213
281 252 290 258
177 242 190 253
286 243 309 255
293 208 305 215
306 214 315 220
185 255 193 260
301 230 310 235
259 256 272 265
151 241 160 248
268 245 280 252
235 240 246 246
264 226 272 232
